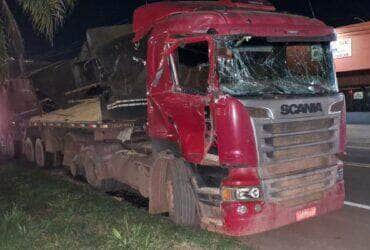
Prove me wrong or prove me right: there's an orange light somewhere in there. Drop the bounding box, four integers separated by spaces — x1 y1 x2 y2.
221 188 233 201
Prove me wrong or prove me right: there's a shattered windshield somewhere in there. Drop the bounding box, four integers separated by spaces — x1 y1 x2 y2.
217 36 338 97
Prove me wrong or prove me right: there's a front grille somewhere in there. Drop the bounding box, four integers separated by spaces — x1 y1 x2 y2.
263 118 334 134
263 167 337 207
265 131 334 148
253 115 341 207
261 155 338 178
260 117 339 163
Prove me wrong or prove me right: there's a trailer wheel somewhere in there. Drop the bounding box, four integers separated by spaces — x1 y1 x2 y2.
80 146 102 188
23 137 35 162
168 159 199 227
5 135 15 159
0 136 5 156
35 138 52 168
0 134 14 159
69 158 79 177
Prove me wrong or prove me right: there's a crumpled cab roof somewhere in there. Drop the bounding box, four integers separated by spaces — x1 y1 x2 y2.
133 0 333 42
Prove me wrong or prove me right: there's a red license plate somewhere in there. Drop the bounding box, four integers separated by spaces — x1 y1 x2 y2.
296 207 317 221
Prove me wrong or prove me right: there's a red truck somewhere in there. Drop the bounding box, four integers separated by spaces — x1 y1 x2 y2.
4 0 346 236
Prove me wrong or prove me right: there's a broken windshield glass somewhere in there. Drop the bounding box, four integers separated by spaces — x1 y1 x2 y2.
217 36 338 97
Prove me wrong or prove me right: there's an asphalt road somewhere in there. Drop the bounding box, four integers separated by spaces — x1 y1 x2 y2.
242 147 370 250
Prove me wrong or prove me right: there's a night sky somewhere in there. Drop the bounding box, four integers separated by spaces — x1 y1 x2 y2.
9 0 370 59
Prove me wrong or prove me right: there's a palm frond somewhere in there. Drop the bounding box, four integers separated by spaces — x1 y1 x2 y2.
0 0 25 78
0 0 24 56
17 0 77 43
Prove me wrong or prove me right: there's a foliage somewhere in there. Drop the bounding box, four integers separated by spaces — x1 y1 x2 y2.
0 0 77 79
0 0 25 79
0 161 246 249
0 0 24 55
17 0 77 43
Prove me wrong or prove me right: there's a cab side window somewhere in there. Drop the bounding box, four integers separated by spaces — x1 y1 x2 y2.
175 42 210 95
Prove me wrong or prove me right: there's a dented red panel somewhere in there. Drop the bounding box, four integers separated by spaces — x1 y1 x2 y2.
222 167 260 187
147 35 213 163
152 11 332 41
151 93 206 163
133 1 277 42
134 1 331 43
213 97 258 167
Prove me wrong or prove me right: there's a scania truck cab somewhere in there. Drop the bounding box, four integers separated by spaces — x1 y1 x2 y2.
136 0 345 235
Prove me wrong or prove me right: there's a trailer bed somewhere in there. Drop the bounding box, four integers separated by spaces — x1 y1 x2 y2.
30 98 102 124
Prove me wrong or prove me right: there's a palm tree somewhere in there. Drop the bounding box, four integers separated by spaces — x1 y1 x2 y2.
0 0 76 78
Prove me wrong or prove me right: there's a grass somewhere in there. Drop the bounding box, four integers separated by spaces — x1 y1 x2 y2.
0 161 246 249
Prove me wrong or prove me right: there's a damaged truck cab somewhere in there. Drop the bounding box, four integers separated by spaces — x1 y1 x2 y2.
137 0 345 235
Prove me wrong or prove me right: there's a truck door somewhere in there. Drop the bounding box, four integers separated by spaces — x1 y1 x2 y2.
151 40 211 163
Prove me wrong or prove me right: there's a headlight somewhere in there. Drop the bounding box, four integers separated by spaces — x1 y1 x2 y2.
222 186 262 201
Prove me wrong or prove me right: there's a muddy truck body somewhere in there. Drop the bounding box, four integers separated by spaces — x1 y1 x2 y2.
13 0 346 235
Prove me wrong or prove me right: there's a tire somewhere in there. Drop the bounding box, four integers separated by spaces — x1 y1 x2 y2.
168 158 199 227
0 134 14 158
63 133 90 177
5 135 15 158
23 137 35 162
80 146 102 188
0 136 6 156
35 138 52 168
69 156 79 177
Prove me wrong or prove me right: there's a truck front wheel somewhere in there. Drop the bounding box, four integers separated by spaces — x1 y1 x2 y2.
168 159 200 227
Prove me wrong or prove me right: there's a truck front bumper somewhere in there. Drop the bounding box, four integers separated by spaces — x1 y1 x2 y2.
203 181 345 236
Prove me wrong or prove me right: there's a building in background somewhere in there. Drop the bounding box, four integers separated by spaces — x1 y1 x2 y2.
333 22 370 113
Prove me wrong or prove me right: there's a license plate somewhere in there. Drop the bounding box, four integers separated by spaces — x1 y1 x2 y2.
296 207 317 221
